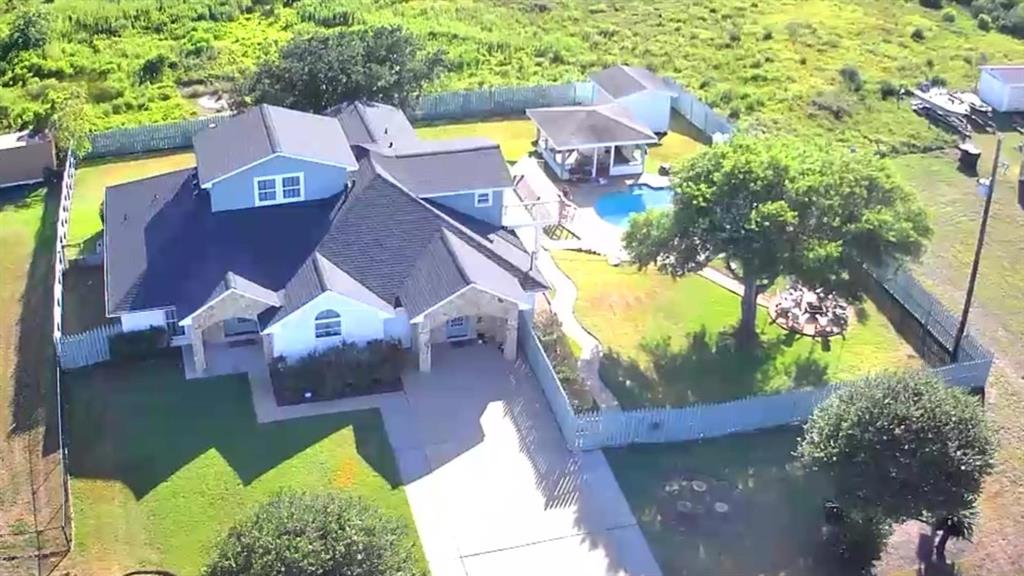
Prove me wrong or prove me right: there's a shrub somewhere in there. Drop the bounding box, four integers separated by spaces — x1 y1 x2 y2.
942 8 957 22
911 27 927 42
270 339 405 404
534 311 593 412
109 326 169 361
930 74 948 87
839 64 863 92
977 13 993 31
204 491 425 576
879 79 899 100
919 0 943 8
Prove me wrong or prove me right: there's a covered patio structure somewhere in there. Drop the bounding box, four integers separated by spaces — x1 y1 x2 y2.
527 103 658 181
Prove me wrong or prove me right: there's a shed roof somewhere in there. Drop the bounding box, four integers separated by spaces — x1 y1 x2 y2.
193 104 357 186
526 103 658 149
589 65 675 99
982 65 1024 85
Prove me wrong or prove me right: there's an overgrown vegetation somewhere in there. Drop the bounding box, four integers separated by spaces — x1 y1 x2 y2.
270 340 405 405
4 0 1024 152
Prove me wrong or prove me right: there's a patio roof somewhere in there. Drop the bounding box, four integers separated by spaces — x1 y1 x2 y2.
526 103 658 150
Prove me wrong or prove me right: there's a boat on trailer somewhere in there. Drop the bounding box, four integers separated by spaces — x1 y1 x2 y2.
911 87 972 116
952 91 994 115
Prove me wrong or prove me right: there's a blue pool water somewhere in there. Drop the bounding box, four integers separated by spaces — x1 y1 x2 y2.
594 184 673 228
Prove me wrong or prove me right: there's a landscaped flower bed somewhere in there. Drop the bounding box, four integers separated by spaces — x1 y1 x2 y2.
271 340 406 405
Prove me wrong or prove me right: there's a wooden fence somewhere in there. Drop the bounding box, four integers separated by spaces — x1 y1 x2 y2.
82 78 731 157
58 323 122 369
409 82 595 122
518 261 994 452
84 114 230 159
664 78 735 140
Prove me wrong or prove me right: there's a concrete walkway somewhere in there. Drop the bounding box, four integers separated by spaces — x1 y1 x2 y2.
247 345 662 576
534 246 621 410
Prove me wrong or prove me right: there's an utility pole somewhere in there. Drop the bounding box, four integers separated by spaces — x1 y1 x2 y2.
952 136 1002 361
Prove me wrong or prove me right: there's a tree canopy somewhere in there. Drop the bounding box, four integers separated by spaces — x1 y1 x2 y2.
237 25 446 113
622 135 931 344
203 491 425 576
798 370 995 527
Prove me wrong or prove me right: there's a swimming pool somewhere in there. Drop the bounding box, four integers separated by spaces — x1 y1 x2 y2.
593 184 673 228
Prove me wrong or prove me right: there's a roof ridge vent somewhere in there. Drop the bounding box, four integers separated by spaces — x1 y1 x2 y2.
259 104 281 153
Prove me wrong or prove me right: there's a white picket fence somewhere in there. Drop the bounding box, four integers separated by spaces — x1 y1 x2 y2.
518 261 994 452
58 323 122 369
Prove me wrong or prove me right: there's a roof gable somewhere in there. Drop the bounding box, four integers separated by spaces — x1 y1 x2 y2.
194 104 357 186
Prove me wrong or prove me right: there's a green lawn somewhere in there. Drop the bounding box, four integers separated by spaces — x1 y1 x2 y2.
63 357 424 576
553 251 919 408
891 132 1024 360
68 150 196 253
607 428 835 576
646 113 707 172
415 118 537 162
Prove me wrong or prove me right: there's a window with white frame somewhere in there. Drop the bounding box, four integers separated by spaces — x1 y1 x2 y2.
314 309 342 339
253 173 305 206
474 190 493 208
164 308 185 337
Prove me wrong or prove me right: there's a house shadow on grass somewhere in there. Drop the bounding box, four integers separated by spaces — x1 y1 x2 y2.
599 326 831 408
63 356 401 499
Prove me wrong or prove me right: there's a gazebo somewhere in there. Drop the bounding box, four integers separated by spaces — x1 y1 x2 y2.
527 103 658 181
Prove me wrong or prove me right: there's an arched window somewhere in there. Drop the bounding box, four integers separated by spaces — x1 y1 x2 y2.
314 309 342 339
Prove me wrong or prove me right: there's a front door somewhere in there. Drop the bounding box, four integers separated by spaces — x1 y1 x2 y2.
445 316 470 340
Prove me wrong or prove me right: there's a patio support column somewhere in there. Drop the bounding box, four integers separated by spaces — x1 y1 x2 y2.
609 145 616 173
503 311 518 361
190 325 206 374
417 321 431 372
591 147 598 179
641 144 648 169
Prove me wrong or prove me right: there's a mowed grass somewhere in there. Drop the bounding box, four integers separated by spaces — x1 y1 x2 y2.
0 184 64 563
68 150 196 250
553 251 919 408
891 131 1024 354
63 357 425 576
607 428 834 576
415 118 537 161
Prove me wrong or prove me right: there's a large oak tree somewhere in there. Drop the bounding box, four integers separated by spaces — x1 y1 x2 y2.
237 25 445 112
623 135 931 345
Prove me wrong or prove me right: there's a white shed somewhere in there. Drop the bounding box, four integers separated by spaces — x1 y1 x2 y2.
978 65 1024 112
590 65 677 133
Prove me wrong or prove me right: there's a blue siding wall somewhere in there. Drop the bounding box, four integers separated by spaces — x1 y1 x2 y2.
208 155 350 212
427 188 505 225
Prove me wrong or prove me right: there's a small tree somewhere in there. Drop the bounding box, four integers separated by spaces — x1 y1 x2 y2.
237 25 446 112
3 6 51 55
798 370 996 559
204 491 425 576
34 86 96 157
623 136 930 346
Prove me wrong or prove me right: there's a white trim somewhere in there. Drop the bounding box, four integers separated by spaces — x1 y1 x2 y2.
252 172 305 206
474 190 494 207
0 177 45 189
178 288 279 326
201 153 356 187
409 283 530 323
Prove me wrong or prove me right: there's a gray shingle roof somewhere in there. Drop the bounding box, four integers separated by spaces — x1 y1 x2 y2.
368 141 511 196
106 134 546 327
589 65 675 99
328 101 417 148
193 104 357 186
103 168 341 317
526 103 658 149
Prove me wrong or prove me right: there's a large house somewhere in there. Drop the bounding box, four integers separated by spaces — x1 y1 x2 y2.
103 103 546 375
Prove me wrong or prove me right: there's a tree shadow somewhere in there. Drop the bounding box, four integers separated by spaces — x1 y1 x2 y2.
599 326 831 408
63 356 401 499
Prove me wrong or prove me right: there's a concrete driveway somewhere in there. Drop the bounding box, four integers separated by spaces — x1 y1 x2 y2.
387 344 662 576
